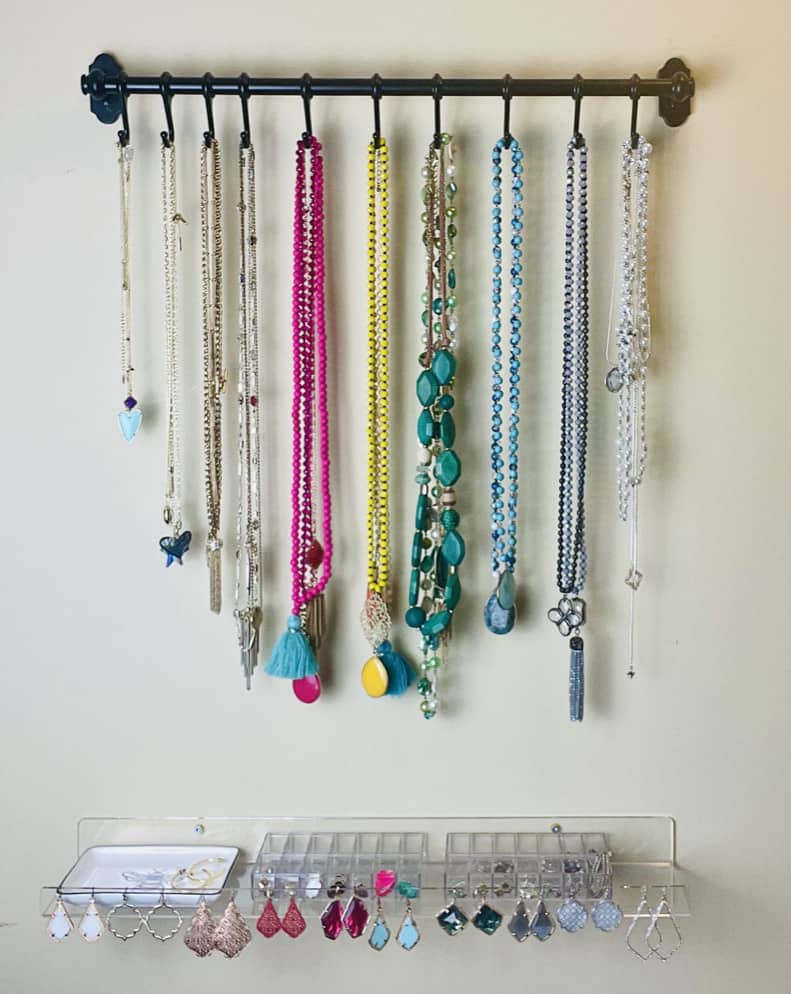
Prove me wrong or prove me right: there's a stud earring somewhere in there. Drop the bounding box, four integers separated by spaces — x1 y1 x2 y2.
281 887 307 938
321 877 346 940
529 897 556 941
472 884 503 935
625 886 654 960
343 883 370 938
255 879 282 938
556 884 588 934
106 890 145 942
436 887 469 936
47 896 74 942
213 895 252 958
645 888 682 961
144 890 183 942
507 891 532 942
78 891 104 942
184 897 216 957
395 882 420 951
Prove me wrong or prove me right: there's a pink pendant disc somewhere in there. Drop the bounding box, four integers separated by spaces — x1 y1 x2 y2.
293 675 321 703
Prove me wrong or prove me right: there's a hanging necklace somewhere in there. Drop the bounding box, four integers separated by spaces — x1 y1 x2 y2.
359 105 413 699
234 108 262 690
159 132 191 567
547 86 589 721
266 127 332 705
484 101 523 635
200 123 224 613
116 130 141 443
606 93 652 680
406 115 463 721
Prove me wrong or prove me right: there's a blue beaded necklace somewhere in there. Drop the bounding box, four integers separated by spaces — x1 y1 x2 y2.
547 88 590 722
484 133 524 635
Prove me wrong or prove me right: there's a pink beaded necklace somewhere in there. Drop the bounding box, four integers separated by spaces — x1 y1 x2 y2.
266 134 332 704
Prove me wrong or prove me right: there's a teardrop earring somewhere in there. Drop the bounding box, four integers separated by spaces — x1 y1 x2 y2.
645 888 682 961
213 895 252 958
320 877 346 940
507 891 531 942
368 869 395 951
343 883 370 939
625 885 654 960
255 880 282 939
529 897 556 941
78 891 104 942
184 897 216 957
281 888 307 938
396 894 420 951
47 896 74 942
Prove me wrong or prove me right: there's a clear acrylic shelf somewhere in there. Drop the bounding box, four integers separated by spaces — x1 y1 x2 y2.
40 816 690 921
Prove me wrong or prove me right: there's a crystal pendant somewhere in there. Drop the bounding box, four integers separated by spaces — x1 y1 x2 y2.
557 897 588 933
484 590 515 634
472 901 503 935
368 914 391 951
118 407 142 442
605 367 624 392
47 898 73 941
591 897 623 932
529 900 556 941
396 908 420 950
436 902 468 936
78 896 104 942
507 899 531 942
342 896 369 938
320 899 344 940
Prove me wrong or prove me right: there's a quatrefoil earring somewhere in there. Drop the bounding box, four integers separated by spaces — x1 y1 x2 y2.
144 890 183 942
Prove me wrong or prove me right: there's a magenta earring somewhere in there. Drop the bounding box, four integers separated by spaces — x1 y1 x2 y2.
343 883 370 939
320 878 346 940
255 880 282 939
281 889 307 938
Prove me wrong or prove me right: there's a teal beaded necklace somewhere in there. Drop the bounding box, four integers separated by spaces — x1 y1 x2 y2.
405 132 463 720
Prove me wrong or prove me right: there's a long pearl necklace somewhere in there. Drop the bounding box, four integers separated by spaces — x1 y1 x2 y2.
266 134 332 705
406 133 462 720
359 135 413 699
117 138 141 442
200 134 224 613
606 132 652 679
484 134 524 635
547 127 590 722
159 136 191 567
234 133 262 689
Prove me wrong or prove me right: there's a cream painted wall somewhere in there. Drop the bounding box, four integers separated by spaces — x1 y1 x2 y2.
1 1 789 991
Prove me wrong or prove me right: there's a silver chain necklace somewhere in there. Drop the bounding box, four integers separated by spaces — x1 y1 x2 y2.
234 137 262 688
200 136 224 612
117 140 141 442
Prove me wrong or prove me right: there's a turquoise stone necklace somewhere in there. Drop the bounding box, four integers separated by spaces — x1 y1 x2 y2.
405 131 463 719
484 131 524 635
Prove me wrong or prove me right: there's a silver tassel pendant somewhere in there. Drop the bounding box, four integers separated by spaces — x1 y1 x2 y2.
207 539 222 613
569 636 584 722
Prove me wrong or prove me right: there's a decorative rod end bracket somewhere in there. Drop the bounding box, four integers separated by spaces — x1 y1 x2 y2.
658 57 694 128
82 53 124 125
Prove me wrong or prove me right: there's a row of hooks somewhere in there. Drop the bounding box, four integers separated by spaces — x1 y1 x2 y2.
115 70 646 152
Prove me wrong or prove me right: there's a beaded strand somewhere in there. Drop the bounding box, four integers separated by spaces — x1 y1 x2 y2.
485 136 524 635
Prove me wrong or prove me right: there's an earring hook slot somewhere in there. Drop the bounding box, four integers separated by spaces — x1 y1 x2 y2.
432 73 443 148
572 74 584 148
371 73 383 148
202 72 215 147
502 73 513 148
117 72 130 147
159 72 174 147
301 72 313 146
629 73 640 149
239 73 251 148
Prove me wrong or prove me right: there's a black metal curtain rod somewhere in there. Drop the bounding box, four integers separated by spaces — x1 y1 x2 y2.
82 54 694 130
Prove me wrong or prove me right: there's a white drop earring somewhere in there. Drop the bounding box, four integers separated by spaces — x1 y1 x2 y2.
78 891 104 942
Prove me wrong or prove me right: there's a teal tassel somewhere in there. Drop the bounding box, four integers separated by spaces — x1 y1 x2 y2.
377 641 415 696
265 615 318 679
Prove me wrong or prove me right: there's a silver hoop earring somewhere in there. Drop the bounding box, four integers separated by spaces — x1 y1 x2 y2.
106 891 145 942
144 890 183 942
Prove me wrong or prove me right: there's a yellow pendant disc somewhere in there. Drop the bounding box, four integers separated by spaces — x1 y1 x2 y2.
361 655 389 698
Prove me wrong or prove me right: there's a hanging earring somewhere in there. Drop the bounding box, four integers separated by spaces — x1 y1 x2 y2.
184 897 216 957
281 887 307 938
255 879 282 939
645 888 682 961
369 868 396 950
556 884 588 934
396 893 420 951
529 897 556 941
590 887 623 932
78 891 104 942
115 78 141 443
507 890 532 943
436 887 469 936
320 877 346 940
343 883 370 939
106 890 145 942
47 896 74 942
213 895 251 958
471 884 503 935
625 885 654 959
144 891 183 942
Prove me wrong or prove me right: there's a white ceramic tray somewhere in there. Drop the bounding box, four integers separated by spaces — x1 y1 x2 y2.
57 845 240 908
